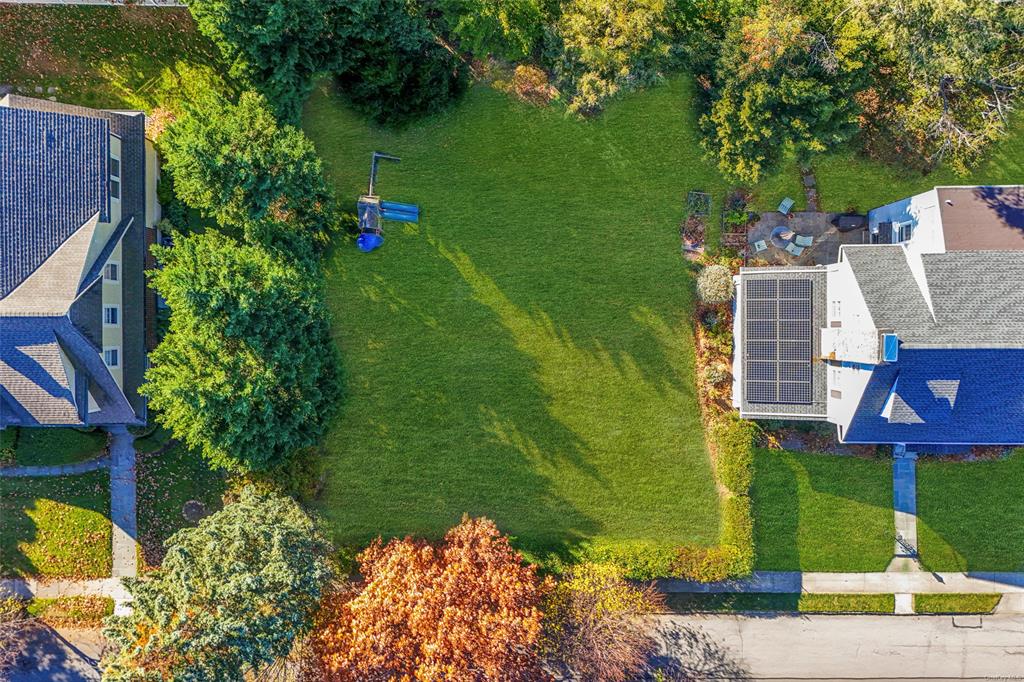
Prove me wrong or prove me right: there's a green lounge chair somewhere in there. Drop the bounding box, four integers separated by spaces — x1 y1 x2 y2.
794 234 813 247
778 197 795 214
753 239 768 253
785 242 804 256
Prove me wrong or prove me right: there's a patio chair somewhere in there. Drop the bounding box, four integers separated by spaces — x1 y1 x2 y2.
785 242 804 257
753 239 768 253
778 197 795 214
794 234 813 248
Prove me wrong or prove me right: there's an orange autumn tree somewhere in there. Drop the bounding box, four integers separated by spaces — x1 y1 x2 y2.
310 516 551 681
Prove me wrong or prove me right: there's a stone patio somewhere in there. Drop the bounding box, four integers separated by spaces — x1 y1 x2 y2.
747 211 869 266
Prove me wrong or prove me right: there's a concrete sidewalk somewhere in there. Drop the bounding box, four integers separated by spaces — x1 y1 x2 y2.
650 613 1024 680
0 456 110 478
658 570 1024 594
0 577 131 603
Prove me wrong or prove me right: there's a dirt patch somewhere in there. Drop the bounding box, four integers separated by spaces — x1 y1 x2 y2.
16 35 83 79
118 5 197 31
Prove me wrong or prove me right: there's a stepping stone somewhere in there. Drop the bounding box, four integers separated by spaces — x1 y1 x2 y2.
34 86 43 93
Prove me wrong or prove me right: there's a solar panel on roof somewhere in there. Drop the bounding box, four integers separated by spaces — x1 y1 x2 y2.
744 277 814 405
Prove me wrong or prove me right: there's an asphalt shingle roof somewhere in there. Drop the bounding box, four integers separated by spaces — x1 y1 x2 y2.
0 106 109 298
845 349 1024 444
844 245 1024 348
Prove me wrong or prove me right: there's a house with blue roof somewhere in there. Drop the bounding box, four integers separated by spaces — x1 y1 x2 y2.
0 95 160 428
731 185 1024 447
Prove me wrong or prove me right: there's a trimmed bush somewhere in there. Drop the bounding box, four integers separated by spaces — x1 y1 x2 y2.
709 413 756 495
574 540 678 581
719 494 754 576
696 264 735 303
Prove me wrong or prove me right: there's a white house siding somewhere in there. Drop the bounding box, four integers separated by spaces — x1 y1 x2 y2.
867 188 945 253
823 258 880 440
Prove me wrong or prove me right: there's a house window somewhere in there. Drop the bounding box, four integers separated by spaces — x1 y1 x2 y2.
896 221 914 242
104 263 119 281
110 178 120 200
110 157 120 178
831 300 841 318
104 348 120 367
832 368 841 384
103 305 120 326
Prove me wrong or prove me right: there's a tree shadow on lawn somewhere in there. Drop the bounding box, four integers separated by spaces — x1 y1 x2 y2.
915 449 1024 573
750 449 895 572
0 472 111 579
317 237 721 568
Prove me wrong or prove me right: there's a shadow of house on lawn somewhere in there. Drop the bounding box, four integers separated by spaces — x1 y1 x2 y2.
915 449 1024 573
0 472 112 580
750 449 895 572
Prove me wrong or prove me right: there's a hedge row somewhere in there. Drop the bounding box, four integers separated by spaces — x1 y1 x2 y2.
708 412 756 495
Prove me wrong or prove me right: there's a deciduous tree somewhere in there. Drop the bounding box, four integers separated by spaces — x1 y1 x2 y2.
439 0 546 60
541 562 663 682
141 232 340 473
703 2 873 182
853 0 1024 172
554 0 673 114
310 516 550 681
102 488 333 681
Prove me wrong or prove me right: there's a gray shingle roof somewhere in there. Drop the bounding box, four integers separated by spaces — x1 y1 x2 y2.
844 245 1024 348
0 107 109 298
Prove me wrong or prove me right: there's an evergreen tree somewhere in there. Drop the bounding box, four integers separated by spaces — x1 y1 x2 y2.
102 488 333 681
185 0 342 122
160 90 335 265
141 232 341 473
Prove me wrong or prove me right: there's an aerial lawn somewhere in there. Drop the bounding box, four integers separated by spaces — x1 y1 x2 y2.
2 427 108 468
751 449 893 571
136 440 226 569
0 5 217 111
0 471 111 578
917 449 1024 572
303 77 739 570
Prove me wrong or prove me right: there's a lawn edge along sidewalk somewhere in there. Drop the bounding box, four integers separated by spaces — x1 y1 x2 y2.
658 570 1024 595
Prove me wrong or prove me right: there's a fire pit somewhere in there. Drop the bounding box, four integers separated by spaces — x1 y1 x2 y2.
770 225 794 249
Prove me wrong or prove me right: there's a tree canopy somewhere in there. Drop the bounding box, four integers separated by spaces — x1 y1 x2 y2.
160 90 335 263
141 231 341 473
554 0 673 114
185 0 342 122
854 0 1024 172
439 0 546 60
102 488 333 681
310 516 550 681
702 2 873 183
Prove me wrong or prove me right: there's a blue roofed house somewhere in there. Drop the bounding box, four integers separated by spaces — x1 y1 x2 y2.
0 95 161 429
731 185 1024 447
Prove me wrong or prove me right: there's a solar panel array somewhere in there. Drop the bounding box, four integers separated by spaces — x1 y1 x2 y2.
744 278 813 404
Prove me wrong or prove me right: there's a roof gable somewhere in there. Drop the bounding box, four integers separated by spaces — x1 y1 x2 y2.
0 107 109 299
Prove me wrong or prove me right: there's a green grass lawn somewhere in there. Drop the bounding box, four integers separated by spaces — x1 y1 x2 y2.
0 5 218 111
914 594 1002 614
751 450 894 571
916 450 1024 572
136 441 226 570
2 428 108 467
0 471 111 578
665 592 894 614
303 76 738 570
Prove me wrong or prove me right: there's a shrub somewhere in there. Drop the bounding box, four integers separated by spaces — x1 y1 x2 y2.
574 540 678 580
671 544 739 583
719 494 754 575
703 363 730 387
509 64 555 106
709 413 755 495
696 264 735 304
541 563 663 681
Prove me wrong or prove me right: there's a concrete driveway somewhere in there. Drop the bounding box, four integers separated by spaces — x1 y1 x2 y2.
649 613 1024 680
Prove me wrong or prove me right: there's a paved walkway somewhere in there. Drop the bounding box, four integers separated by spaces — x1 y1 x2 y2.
0 426 138 616
108 426 138 585
658 571 1024 594
0 456 110 478
6 625 103 682
650 613 1024 680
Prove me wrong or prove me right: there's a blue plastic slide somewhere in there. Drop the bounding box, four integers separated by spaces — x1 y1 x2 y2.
357 232 384 252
